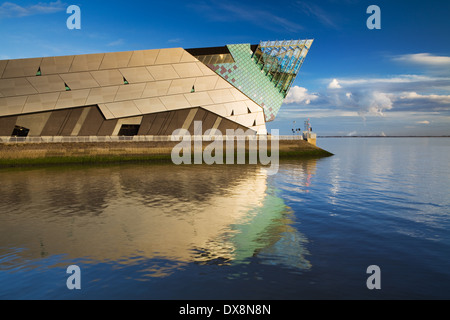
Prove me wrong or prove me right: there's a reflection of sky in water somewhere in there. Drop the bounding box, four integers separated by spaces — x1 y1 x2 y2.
1 138 449 299
0 163 310 298
318 138 450 234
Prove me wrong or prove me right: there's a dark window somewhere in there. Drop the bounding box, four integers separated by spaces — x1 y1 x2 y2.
118 124 140 136
12 126 30 137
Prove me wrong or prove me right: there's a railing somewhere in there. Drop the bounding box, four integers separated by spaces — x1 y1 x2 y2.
0 135 304 144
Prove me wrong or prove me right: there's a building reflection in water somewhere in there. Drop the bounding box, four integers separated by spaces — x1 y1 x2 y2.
0 162 314 278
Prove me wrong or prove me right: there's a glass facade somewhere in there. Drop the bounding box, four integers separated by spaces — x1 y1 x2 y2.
198 40 313 122
195 53 234 65
252 40 313 96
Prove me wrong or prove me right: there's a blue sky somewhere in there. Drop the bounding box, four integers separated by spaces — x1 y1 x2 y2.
1 0 449 136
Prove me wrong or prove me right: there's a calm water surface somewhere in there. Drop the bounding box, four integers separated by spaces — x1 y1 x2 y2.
0 138 449 299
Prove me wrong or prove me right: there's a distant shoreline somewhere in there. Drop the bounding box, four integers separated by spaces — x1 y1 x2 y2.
318 136 450 138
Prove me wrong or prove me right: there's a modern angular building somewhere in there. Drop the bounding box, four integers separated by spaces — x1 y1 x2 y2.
0 40 313 138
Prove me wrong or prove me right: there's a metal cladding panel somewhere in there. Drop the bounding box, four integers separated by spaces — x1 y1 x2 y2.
128 50 160 67
2 58 42 78
180 50 198 63
202 104 227 118
41 109 72 136
0 96 27 116
60 72 100 90
214 77 233 89
172 63 204 78
99 51 133 69
196 62 216 76
55 89 90 109
207 89 237 104
224 101 249 116
137 113 157 135
0 44 270 134
97 104 115 120
0 60 8 78
85 86 119 105
255 111 265 125
167 78 196 95
40 56 75 74
189 108 208 135
26 75 66 93
154 48 184 65
0 78 38 96
145 113 169 135
164 109 192 134
141 80 171 98
244 100 263 113
119 67 154 83
159 94 191 111
97 119 118 136
114 83 146 102
229 88 249 102
193 76 218 91
133 97 167 114
104 100 142 118
184 91 214 107
69 53 104 72
58 108 85 136
22 93 60 114
90 70 124 86
16 112 52 136
217 117 241 133
70 107 91 136
232 113 258 128
78 107 107 136
146 65 180 80
0 116 18 135
223 102 234 116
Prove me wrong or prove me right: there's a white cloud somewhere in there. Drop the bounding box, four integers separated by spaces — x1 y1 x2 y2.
284 86 319 105
0 1 66 18
279 73 450 129
350 91 393 117
168 38 183 43
298 2 337 28
190 1 303 32
277 107 359 119
107 39 125 47
321 76 450 114
328 78 341 89
393 53 450 67
399 92 450 104
416 120 430 124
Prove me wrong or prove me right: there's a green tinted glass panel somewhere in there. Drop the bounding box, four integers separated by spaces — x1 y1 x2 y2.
203 40 313 122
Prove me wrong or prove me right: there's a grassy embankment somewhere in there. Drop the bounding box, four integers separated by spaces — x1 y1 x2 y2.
0 140 333 168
